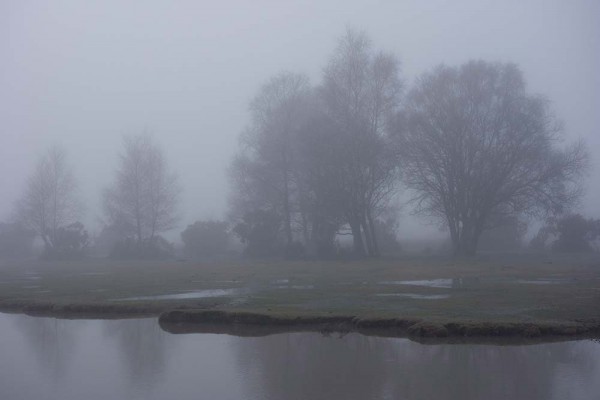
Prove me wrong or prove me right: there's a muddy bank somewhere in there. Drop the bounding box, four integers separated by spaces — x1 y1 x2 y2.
159 309 600 343
0 299 188 319
2 298 599 343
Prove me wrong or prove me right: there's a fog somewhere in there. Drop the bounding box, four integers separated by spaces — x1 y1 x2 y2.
2 0 599 242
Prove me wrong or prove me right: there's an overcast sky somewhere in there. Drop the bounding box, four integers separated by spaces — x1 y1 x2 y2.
1 0 599 240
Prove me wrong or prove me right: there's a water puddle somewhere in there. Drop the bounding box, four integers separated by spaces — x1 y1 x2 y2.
113 288 241 301
516 278 569 285
272 279 313 290
275 285 315 290
379 279 453 288
376 293 450 300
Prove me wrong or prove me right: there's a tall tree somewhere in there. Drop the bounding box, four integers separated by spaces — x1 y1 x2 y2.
18 146 81 252
103 134 180 248
393 61 588 256
320 28 402 256
230 72 312 252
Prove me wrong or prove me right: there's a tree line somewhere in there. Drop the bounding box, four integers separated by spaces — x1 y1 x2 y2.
229 29 587 258
0 29 591 260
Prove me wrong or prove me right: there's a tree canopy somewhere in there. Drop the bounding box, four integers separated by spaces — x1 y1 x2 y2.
392 61 587 255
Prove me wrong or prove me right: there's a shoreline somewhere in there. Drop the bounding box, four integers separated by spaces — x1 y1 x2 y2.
2 299 599 344
2 255 598 344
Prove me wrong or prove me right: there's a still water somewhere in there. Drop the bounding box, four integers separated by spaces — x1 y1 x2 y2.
1 313 598 400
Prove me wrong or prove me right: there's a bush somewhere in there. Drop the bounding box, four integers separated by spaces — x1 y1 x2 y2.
44 222 90 260
233 209 282 257
552 214 599 253
181 220 229 259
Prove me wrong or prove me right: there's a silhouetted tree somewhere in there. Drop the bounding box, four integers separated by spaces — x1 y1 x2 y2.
17 146 82 254
103 134 180 257
181 220 229 259
393 61 587 256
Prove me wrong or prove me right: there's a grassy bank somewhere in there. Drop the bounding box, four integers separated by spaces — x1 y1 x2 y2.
1 253 599 341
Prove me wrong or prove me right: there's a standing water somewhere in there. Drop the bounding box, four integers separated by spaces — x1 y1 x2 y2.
0 313 598 400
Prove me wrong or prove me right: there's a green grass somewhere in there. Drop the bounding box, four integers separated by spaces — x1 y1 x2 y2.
0 253 599 338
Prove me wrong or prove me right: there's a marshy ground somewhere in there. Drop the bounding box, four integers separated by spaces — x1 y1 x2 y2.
1 253 599 339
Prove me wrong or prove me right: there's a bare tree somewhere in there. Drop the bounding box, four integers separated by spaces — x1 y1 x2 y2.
104 134 180 248
320 28 402 256
18 146 81 251
394 61 588 256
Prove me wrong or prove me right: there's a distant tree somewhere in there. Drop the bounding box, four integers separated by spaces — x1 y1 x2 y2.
0 222 35 259
393 61 587 256
103 134 180 257
229 31 402 259
320 28 402 257
233 209 282 257
229 72 312 254
552 214 599 253
17 146 82 254
181 220 229 259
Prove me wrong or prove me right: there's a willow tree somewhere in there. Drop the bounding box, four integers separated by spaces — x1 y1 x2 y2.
394 61 587 256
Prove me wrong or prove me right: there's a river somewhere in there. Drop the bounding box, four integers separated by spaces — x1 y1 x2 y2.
0 313 598 400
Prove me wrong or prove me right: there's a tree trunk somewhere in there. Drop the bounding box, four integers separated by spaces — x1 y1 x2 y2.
452 221 481 256
349 217 366 257
366 210 380 257
361 214 375 256
282 160 293 248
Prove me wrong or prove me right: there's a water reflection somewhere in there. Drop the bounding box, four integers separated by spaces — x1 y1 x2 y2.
102 319 167 390
0 313 598 400
12 316 81 381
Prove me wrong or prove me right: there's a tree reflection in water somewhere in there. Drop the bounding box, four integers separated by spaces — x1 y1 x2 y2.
233 332 600 400
102 318 168 391
1 314 599 400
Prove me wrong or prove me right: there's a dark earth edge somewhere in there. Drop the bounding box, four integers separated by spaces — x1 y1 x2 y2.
1 299 599 345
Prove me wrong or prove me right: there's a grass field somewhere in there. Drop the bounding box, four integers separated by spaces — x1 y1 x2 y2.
1 253 599 339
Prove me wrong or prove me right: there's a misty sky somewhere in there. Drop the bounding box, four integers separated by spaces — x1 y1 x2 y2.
1 0 599 240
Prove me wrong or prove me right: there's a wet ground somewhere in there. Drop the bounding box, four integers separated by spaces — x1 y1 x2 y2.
0 255 599 326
